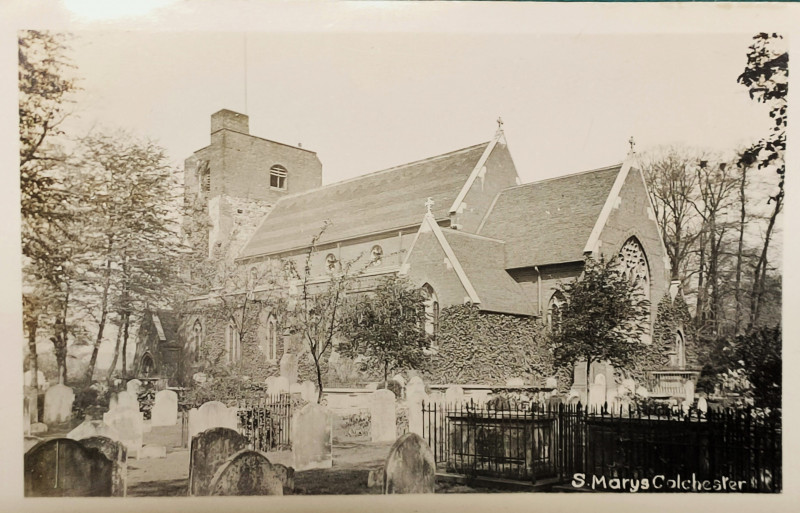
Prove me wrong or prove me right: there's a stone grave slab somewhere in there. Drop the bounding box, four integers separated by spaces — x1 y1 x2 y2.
81 436 127 497
291 402 332 470
43 384 74 425
370 389 396 443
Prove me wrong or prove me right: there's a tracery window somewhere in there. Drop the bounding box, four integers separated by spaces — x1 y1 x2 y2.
270 164 287 190
326 253 338 272
547 291 565 331
618 237 650 300
225 318 241 364
370 245 383 266
262 314 279 361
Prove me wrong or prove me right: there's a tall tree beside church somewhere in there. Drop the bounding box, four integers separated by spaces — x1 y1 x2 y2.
19 30 79 385
550 257 650 398
738 32 787 329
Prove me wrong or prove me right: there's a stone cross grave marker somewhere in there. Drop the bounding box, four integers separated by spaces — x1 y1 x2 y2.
24 438 113 497
43 384 75 425
383 433 436 494
371 389 397 443
208 450 283 496
151 390 178 427
189 427 249 496
81 436 127 497
291 402 333 471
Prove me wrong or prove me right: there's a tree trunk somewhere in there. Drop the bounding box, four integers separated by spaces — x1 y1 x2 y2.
26 311 39 390
695 231 706 327
106 323 123 383
749 194 782 329
86 252 113 384
734 166 747 334
121 311 130 378
314 352 324 404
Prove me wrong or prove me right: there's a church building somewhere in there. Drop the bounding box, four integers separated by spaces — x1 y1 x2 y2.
136 109 690 391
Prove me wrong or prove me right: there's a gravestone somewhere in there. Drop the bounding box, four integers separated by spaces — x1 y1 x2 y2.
291 402 333 470
588 374 606 411
370 389 396 443
383 433 436 494
468 390 491 405
24 438 113 497
30 422 48 435
684 380 696 403
407 391 428 437
697 397 708 413
188 401 239 441
111 390 139 412
392 374 406 387
24 436 42 453
365 382 380 391
280 353 298 385
300 380 317 403
43 384 75 425
268 376 290 397
193 372 208 384
24 387 38 424
189 427 249 496
67 419 120 441
103 407 143 459
24 370 48 390
444 385 464 405
81 436 127 497
272 463 295 494
126 379 143 396
506 377 525 387
406 377 425 399
568 396 581 407
151 390 178 427
264 376 277 388
209 450 283 496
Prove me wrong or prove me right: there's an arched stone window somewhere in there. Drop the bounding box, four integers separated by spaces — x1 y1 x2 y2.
192 320 203 362
547 291 565 331
141 353 154 377
370 245 383 266
225 318 241 364
270 164 288 190
675 330 686 369
618 237 650 300
262 314 280 361
326 253 338 272
421 283 439 347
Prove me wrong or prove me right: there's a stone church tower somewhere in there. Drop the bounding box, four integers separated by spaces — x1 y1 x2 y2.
183 109 323 259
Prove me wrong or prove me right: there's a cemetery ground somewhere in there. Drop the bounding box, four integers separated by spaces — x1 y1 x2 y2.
41 416 496 496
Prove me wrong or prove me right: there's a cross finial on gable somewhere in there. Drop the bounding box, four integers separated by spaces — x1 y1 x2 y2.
425 197 434 214
628 136 636 155
496 116 504 134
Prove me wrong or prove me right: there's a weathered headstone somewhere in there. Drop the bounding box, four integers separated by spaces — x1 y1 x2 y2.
24 436 43 453
24 370 48 390
126 379 143 396
383 433 436 494
81 436 127 497
189 427 249 496
209 450 283 496
43 384 75 425
264 375 277 388
67 419 120 441
684 380 696 403
268 376 290 397
406 377 425 399
370 389 396 443
24 438 113 497
103 407 143 459
151 390 178 427
188 401 239 441
273 463 295 494
300 380 317 402
111 390 139 412
506 377 525 387
697 396 708 413
444 385 464 405
279 353 298 385
392 374 407 387
588 374 606 411
291 402 333 470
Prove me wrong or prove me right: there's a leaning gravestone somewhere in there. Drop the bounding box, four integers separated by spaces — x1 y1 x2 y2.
188 401 239 442
291 402 332 470
280 353 298 385
81 436 127 497
103 406 143 459
43 384 75 425
383 433 436 494
151 390 178 427
300 380 317 403
126 379 143 396
444 385 464 405
209 450 283 496
189 428 250 496
371 389 396 443
407 391 428 437
67 419 120 442
24 438 113 497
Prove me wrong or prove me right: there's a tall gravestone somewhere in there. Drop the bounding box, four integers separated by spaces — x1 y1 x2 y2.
81 436 127 497
208 450 283 496
588 374 606 411
291 402 332 470
383 433 436 494
406 377 425 399
24 438 113 497
370 389 396 443
405 377 427 437
188 400 239 442
103 406 143 459
279 353 298 385
43 384 75 425
151 390 178 427
189 427 249 496
444 385 464 405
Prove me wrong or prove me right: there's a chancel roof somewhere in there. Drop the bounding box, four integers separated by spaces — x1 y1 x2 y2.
478 164 622 269
239 142 491 259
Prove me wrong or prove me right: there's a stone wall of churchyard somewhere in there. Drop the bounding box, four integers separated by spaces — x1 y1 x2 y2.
423 304 570 389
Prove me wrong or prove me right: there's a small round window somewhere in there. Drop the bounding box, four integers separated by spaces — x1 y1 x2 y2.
326 253 338 271
371 245 383 266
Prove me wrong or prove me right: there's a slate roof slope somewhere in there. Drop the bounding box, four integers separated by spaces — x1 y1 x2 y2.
478 164 621 269
441 230 535 316
240 142 491 259
152 310 181 345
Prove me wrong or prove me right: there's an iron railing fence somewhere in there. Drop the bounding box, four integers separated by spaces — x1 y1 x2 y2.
235 393 294 451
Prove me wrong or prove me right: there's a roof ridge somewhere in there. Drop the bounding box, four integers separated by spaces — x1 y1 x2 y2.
441 228 505 244
505 162 623 192
268 141 492 204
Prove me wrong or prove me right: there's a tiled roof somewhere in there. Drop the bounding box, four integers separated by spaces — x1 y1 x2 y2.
153 310 181 345
478 165 622 268
441 230 535 316
239 143 490 259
